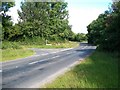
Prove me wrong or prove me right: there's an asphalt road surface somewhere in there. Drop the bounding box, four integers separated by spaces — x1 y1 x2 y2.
1 43 96 89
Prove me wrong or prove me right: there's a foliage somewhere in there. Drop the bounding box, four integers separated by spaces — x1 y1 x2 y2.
1 2 15 40
2 41 22 49
1 1 85 43
87 1 120 52
75 33 87 42
23 41 79 49
15 1 74 41
1 48 35 61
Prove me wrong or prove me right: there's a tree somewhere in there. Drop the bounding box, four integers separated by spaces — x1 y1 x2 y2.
101 1 120 51
87 1 120 52
87 12 108 45
1 1 15 40
75 33 87 42
18 2 49 38
17 1 72 41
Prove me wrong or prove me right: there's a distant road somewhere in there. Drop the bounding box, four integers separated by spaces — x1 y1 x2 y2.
1 43 96 88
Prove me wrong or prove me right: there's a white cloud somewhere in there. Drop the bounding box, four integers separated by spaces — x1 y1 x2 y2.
68 7 105 34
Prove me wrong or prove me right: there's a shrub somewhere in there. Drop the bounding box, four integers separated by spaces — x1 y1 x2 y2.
2 41 22 49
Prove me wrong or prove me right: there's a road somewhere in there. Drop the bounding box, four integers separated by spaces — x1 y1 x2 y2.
1 43 96 88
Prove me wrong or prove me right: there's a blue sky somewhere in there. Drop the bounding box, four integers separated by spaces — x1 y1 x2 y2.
66 0 111 8
9 0 112 33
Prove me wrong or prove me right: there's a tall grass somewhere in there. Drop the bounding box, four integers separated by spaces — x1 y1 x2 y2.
1 48 35 62
24 41 79 49
1 41 35 62
2 37 79 49
45 51 118 88
2 41 22 49
1 37 79 61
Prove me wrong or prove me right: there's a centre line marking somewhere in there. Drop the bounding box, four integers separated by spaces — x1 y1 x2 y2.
0 70 2 72
67 52 73 54
51 56 60 59
29 61 38 65
41 53 49 56
15 66 18 68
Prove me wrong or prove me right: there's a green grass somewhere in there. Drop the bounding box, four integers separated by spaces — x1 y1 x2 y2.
1 41 79 62
20 37 79 49
2 41 22 49
44 51 118 88
24 41 79 49
2 39 79 49
1 48 35 62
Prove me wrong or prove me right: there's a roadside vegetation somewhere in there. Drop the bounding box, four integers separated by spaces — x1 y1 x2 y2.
1 2 87 44
1 41 35 62
1 48 34 62
2 39 79 49
1 2 86 61
87 1 120 52
1 40 79 62
44 50 119 88
0 2 87 61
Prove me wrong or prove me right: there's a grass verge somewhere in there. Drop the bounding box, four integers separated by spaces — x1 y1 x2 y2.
2 40 79 49
25 41 79 49
1 49 35 62
44 51 118 88
1 40 79 62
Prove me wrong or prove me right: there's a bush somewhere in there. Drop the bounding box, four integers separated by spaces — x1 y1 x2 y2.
2 41 22 49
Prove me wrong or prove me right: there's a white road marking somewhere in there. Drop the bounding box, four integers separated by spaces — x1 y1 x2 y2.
52 52 58 54
0 70 2 72
29 61 38 65
41 53 49 56
51 55 60 59
15 66 18 68
61 48 73 51
51 48 73 54
29 55 61 65
28 49 75 65
67 52 73 55
38 59 47 63
34 55 40 57
81 46 88 49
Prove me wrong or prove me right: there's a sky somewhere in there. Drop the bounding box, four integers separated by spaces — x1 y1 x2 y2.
65 0 112 33
8 0 112 34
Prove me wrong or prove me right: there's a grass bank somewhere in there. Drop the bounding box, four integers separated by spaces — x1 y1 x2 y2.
24 41 79 49
44 51 118 88
1 40 79 62
1 48 35 62
2 39 79 49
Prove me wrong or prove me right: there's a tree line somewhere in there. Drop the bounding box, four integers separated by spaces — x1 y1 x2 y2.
1 1 87 43
87 1 120 52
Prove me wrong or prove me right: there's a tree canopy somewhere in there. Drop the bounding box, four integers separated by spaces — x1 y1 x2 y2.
0 1 87 43
10 1 75 41
1 2 15 40
87 1 120 52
